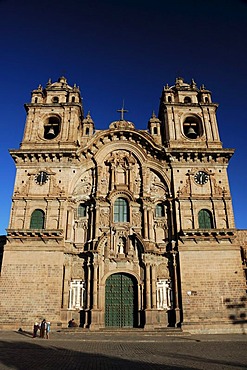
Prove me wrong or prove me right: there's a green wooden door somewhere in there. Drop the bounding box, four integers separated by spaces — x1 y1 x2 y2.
105 273 137 327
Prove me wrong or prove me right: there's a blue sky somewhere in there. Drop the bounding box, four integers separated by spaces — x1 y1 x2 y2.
0 0 247 234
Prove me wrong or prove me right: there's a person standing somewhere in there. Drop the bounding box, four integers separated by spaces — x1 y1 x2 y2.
46 321 51 339
40 319 46 338
33 322 39 338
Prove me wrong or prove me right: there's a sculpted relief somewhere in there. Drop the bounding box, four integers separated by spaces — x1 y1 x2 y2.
149 170 167 199
72 170 93 199
100 150 141 196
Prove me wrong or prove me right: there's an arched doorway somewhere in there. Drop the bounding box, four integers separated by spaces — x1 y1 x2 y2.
105 273 138 328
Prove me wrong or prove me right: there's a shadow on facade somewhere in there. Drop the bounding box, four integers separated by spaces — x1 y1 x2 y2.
0 236 6 272
224 296 247 334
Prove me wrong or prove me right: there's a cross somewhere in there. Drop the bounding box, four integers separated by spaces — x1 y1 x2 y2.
117 101 128 121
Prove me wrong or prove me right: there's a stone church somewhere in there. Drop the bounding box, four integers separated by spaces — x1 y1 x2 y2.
0 76 246 333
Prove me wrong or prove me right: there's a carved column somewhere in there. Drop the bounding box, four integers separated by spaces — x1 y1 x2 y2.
58 199 65 229
148 208 154 241
65 208 73 240
172 250 180 326
151 264 157 309
143 206 148 239
95 204 100 238
86 259 91 310
89 204 94 240
93 255 99 309
145 263 151 309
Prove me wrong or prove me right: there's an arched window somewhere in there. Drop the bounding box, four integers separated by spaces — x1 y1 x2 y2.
114 197 128 222
168 96 172 103
30 209 45 229
44 116 61 140
183 116 202 139
85 127 90 136
52 96 59 103
34 97 38 103
184 96 191 103
71 96 75 102
155 203 165 217
78 204 87 218
198 209 213 229
153 127 157 135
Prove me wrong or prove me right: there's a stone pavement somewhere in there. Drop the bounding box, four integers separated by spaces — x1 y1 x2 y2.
0 330 247 370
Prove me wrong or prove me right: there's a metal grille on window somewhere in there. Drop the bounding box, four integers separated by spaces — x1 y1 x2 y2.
68 280 85 310
156 279 173 310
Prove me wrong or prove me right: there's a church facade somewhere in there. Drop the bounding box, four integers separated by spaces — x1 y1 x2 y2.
0 77 246 333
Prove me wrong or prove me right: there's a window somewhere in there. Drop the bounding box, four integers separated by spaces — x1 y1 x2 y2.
69 280 85 310
198 209 213 229
183 116 202 139
184 96 191 103
44 116 61 140
156 279 173 310
52 96 59 103
78 204 87 218
155 203 165 217
153 127 157 135
30 209 45 229
168 96 172 103
114 197 128 222
85 127 90 136
71 96 75 102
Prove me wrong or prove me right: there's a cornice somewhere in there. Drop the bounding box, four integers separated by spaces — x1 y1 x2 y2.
7 229 63 239
178 228 235 243
79 128 165 160
166 148 234 164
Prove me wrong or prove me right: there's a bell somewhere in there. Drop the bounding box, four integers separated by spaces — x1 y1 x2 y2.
47 126 55 137
187 126 197 138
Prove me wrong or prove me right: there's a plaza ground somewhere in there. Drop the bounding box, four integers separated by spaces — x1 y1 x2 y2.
0 330 246 369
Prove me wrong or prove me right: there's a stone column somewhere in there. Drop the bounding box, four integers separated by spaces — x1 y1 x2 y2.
62 264 69 309
151 264 157 309
58 199 65 230
172 251 180 326
145 263 151 309
89 204 94 240
148 208 154 241
93 262 98 309
95 204 100 238
86 259 91 310
65 209 73 240
143 206 148 239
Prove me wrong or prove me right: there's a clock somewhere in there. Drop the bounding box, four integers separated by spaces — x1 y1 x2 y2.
194 171 209 185
35 171 49 185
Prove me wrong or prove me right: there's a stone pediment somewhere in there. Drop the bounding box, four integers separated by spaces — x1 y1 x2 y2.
109 120 135 130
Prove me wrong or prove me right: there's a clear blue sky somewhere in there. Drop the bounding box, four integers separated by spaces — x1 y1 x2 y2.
0 0 247 234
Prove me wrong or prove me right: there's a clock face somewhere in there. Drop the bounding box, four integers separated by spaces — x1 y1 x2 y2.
35 171 48 185
194 171 209 185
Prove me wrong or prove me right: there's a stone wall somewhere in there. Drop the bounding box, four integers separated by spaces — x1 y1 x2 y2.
179 243 246 333
0 246 64 330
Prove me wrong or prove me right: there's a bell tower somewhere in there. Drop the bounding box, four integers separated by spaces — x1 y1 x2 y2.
159 77 222 149
158 78 243 332
158 77 235 232
21 76 83 150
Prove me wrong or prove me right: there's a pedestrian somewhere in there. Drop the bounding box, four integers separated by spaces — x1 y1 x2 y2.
46 321 51 339
33 322 39 338
68 318 78 327
40 319 46 338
